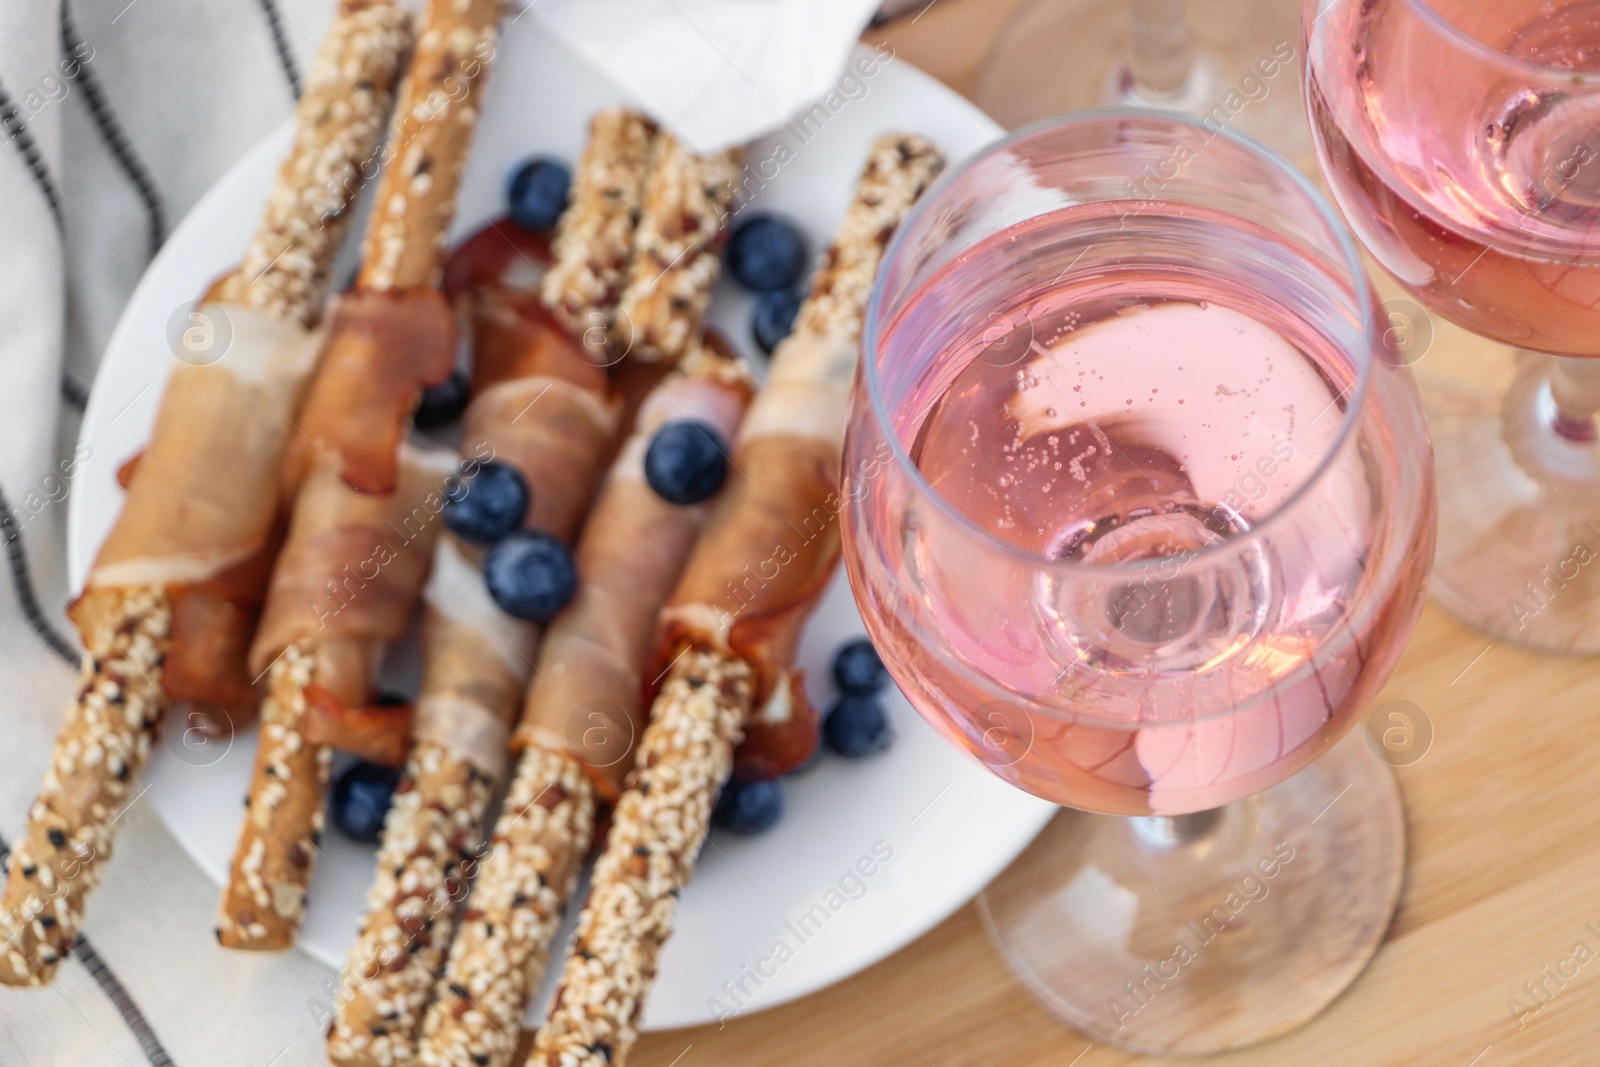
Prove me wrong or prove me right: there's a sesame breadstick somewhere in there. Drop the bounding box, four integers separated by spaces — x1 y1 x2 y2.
290 0 506 497
358 0 504 293
0 1 412 988
541 109 658 340
215 640 345 947
415 748 593 1067
326 116 653 1064
213 0 414 324
417 350 752 1067
223 1 509 951
325 448 616 1067
614 133 742 364
218 448 452 950
527 134 943 1067
526 651 752 1066
0 587 168 986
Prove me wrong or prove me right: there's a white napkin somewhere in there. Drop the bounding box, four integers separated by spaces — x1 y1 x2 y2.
529 0 884 153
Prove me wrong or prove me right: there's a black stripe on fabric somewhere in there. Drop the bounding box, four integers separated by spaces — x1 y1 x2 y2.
60 0 166 257
0 479 79 666
0 77 65 233
255 0 303 100
61 373 91 411
0 834 178 1067
72 938 178 1067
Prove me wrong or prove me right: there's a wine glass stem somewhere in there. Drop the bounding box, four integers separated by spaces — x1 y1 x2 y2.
1129 0 1196 100
1549 355 1600 444
1129 806 1223 849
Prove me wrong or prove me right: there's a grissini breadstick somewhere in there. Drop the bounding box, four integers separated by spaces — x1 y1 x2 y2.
287 0 505 496
325 334 620 1067
325 117 652 1064
527 134 943 1067
614 133 741 364
0 0 412 988
418 346 752 1067
542 108 657 343
217 447 453 949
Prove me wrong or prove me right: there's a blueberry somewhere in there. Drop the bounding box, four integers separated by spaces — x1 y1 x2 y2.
507 156 572 232
485 530 577 622
645 420 729 505
329 761 400 844
508 156 572 231
752 288 801 354
443 461 530 545
374 690 409 707
833 639 887 695
823 694 894 758
713 778 784 835
726 214 808 292
414 370 471 430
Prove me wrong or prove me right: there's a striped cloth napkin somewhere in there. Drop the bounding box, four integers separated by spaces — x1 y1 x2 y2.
0 2 356 1064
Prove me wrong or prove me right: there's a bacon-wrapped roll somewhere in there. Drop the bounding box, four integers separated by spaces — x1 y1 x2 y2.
0 0 412 988
416 348 752 1067
326 199 630 1066
528 134 943 1067
287 0 506 496
218 446 454 950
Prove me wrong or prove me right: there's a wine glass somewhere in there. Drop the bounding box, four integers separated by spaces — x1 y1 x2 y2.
840 112 1435 1054
1306 0 1600 652
970 0 1315 169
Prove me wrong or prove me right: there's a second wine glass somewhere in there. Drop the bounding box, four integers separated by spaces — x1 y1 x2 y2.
1306 0 1600 651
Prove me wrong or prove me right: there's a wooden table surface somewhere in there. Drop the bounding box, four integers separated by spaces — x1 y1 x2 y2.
633 4 1600 1064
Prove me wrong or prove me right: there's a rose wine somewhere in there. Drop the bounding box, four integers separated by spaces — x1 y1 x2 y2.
844 202 1432 814
1306 0 1600 356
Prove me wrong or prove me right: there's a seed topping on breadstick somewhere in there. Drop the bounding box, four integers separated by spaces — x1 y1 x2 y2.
216 643 330 947
216 0 414 324
0 586 168 986
416 747 595 1067
527 652 753 1066
359 0 505 293
541 109 658 340
614 134 742 364
290 0 506 496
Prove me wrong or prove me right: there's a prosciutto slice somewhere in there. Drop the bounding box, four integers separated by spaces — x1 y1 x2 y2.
467 288 608 399
87 305 322 590
463 372 620 543
283 287 457 494
400 289 625 773
250 444 454 708
517 369 750 798
76 304 325 724
655 335 857 777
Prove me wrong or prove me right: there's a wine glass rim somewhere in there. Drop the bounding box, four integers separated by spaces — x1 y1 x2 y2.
1393 0 1600 83
861 107 1377 580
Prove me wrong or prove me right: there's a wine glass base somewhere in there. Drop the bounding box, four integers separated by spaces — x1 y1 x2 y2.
1427 353 1600 653
976 731 1403 1055
971 0 1314 171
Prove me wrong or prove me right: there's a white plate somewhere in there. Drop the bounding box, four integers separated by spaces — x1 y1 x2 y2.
67 25 1055 1031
